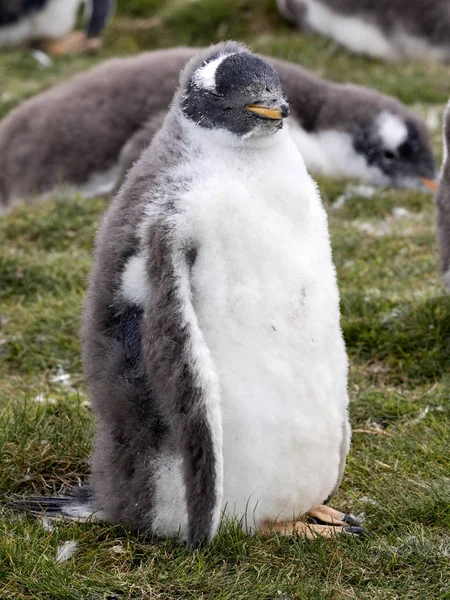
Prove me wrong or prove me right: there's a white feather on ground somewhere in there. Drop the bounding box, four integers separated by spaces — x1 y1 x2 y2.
55 540 79 563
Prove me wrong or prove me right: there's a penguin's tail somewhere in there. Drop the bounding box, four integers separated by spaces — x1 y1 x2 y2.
8 485 106 522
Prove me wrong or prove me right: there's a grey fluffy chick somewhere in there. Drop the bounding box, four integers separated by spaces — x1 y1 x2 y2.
0 47 436 213
277 0 450 63
11 41 363 548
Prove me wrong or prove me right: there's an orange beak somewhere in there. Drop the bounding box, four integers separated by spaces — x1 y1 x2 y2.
421 178 438 192
246 105 283 120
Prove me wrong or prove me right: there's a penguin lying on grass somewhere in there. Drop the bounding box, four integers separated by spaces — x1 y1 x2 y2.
277 0 450 64
0 0 114 55
11 42 363 548
0 47 437 213
436 100 450 292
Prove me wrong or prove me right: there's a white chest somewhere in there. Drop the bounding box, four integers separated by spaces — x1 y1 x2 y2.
180 128 349 524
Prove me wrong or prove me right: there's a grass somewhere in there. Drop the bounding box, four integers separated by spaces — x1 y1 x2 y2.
1 1 449 599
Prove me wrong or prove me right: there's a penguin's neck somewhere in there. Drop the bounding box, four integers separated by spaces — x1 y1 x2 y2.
181 114 287 152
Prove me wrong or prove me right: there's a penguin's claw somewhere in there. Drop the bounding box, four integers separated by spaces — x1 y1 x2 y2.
343 526 366 536
261 520 361 539
306 505 362 528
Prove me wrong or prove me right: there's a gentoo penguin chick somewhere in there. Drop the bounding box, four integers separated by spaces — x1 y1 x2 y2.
0 0 114 55
0 47 436 212
11 42 361 547
277 0 450 63
436 100 450 291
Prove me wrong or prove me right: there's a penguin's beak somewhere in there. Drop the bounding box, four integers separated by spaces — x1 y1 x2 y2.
421 177 438 192
246 103 290 120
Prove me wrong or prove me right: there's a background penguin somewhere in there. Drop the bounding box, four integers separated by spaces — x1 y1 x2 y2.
0 0 115 55
0 47 437 213
436 100 450 291
277 0 450 63
11 41 362 547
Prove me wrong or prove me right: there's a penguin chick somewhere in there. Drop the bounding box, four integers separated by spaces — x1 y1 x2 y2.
0 0 114 53
436 100 450 291
277 0 450 64
11 42 360 547
0 47 436 212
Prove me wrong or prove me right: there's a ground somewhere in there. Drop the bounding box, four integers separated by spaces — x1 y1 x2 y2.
0 1 449 599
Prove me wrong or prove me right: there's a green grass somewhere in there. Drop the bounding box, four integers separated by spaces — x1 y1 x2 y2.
1 2 450 599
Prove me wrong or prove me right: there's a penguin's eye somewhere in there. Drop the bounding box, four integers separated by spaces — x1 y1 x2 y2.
208 90 224 98
383 149 398 161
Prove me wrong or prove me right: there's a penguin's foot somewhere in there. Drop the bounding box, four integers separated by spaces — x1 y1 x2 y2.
39 32 103 56
306 505 361 528
261 506 364 539
260 519 362 539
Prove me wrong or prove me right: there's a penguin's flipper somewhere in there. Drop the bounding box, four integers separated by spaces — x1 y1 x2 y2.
8 485 105 522
143 223 223 549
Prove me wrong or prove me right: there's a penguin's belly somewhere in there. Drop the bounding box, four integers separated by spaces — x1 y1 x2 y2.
186 139 349 527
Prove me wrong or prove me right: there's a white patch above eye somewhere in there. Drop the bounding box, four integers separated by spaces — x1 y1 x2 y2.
376 111 408 150
193 53 235 91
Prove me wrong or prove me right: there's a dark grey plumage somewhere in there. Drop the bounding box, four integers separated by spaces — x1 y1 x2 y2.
436 101 450 291
278 0 450 63
0 47 436 212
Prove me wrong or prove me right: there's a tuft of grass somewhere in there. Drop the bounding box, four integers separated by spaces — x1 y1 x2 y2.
1 1 450 599
0 397 92 496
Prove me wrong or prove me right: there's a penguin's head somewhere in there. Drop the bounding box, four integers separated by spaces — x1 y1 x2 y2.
351 109 438 192
306 83 438 191
180 42 289 139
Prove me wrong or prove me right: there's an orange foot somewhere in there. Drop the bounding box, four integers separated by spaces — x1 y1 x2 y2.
39 32 103 56
261 505 364 539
